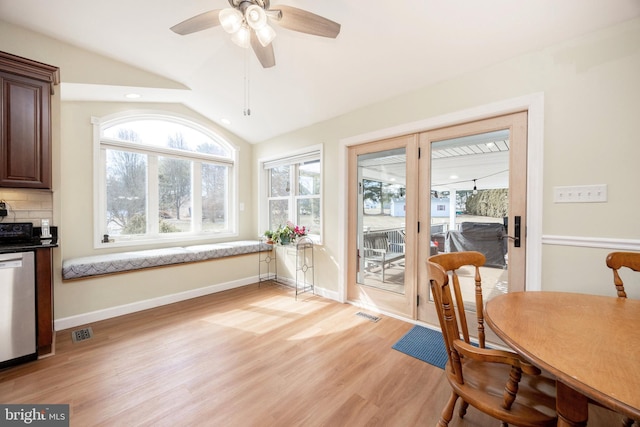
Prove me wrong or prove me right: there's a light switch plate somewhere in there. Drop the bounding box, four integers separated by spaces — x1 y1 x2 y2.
553 184 607 203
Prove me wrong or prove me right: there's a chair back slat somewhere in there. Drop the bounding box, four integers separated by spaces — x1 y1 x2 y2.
605 252 640 427
450 271 470 344
429 251 487 348
427 260 463 381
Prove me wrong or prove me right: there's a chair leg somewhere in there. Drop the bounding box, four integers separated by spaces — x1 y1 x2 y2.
622 416 635 427
458 400 469 418
438 392 459 427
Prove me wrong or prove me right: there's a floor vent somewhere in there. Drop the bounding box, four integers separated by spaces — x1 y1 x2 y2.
356 312 381 323
71 327 94 343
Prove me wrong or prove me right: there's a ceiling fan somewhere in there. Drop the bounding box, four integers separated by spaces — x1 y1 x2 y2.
170 0 341 68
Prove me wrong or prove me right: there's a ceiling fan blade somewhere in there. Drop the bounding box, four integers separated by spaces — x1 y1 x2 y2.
170 10 223 35
250 32 276 68
272 5 340 38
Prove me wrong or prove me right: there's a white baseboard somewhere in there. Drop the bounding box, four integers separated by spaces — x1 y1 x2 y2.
54 277 337 331
259 276 339 301
312 285 339 301
55 276 257 331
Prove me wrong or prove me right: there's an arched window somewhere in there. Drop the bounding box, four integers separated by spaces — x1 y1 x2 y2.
94 113 237 247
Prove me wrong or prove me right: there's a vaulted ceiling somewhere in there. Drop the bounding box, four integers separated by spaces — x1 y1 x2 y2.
1 0 639 143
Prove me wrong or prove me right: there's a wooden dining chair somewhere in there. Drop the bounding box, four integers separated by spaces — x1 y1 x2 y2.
607 251 640 298
428 251 489 348
606 252 640 427
427 252 557 427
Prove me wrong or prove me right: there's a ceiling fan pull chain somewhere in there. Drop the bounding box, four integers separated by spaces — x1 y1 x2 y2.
244 47 251 116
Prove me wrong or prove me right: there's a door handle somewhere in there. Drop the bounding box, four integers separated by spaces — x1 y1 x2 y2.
502 216 521 248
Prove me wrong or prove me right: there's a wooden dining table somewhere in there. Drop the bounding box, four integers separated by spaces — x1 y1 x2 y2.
485 291 640 427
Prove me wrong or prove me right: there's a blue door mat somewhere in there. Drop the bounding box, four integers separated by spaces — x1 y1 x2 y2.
392 325 448 369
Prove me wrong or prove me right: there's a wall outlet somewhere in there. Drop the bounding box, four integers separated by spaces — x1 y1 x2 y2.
553 184 607 203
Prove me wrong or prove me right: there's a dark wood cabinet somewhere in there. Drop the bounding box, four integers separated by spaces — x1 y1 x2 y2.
0 51 59 189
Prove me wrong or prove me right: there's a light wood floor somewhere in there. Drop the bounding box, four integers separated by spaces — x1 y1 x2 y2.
0 283 620 426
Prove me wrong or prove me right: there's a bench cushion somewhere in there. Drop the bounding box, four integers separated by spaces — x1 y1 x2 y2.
62 240 272 280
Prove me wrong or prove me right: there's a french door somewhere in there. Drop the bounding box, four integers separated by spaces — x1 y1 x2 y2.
347 112 528 327
417 112 528 327
347 135 418 318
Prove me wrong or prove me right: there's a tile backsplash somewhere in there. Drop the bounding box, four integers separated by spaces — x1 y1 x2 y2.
0 188 53 226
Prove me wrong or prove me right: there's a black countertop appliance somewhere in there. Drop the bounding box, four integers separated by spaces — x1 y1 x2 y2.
0 222 58 254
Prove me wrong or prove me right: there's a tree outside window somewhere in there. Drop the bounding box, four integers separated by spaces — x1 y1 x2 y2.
264 150 322 242
98 116 236 245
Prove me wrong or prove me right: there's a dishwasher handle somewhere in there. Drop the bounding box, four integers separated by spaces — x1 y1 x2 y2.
0 259 23 269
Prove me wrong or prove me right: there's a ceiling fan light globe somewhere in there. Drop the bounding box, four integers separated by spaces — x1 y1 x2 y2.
256 25 276 47
219 8 244 34
245 4 267 29
230 25 251 48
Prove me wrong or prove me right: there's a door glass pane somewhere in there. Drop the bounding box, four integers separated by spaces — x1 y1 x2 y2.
357 148 406 294
430 130 510 308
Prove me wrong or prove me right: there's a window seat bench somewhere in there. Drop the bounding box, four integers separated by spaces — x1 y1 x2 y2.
62 240 272 280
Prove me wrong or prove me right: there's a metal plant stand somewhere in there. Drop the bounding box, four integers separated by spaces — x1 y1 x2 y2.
295 237 315 299
258 242 277 286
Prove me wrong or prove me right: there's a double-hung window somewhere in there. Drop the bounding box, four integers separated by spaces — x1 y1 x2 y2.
95 114 237 247
262 147 322 243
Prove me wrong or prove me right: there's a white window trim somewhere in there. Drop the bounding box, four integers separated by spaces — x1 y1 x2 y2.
92 110 239 249
258 144 323 245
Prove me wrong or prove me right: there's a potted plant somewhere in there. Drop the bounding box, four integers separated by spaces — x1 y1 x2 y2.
263 230 275 244
265 221 308 245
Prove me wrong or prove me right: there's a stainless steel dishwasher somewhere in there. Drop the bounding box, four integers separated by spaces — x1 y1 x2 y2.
0 251 37 368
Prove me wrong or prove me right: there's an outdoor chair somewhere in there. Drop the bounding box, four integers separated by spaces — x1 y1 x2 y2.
362 230 404 282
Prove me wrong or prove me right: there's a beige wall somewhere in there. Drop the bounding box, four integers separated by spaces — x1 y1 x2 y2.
55 101 258 320
254 17 640 300
2 16 639 325
0 20 260 323
59 101 254 259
